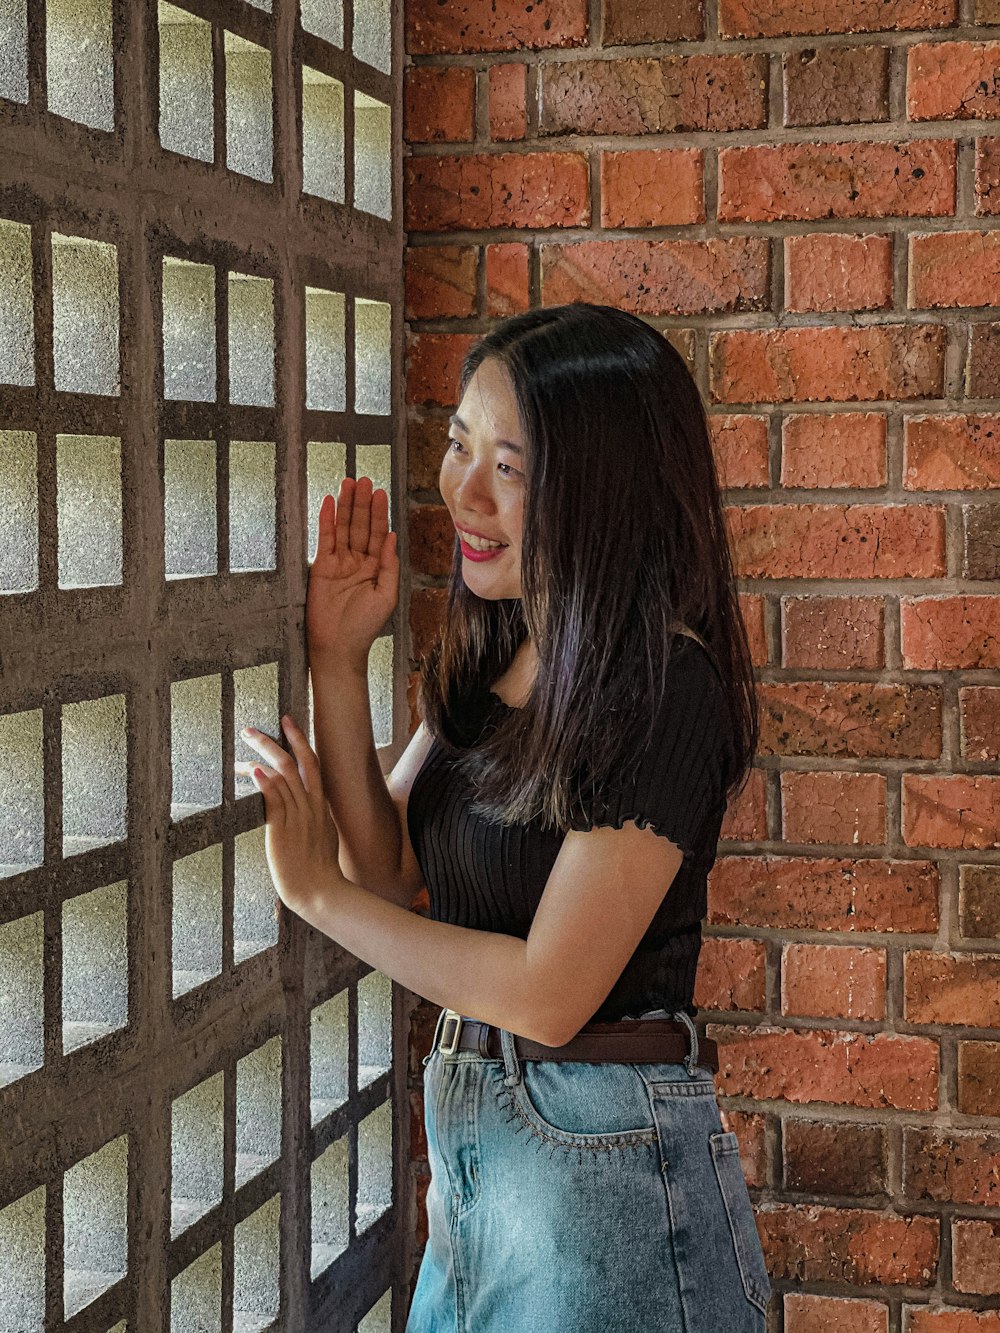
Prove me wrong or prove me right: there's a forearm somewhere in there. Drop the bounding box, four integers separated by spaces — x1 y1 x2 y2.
310 658 404 897
289 870 559 1046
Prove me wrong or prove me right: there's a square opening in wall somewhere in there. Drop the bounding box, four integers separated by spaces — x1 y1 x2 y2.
367 634 393 749
170 674 222 819
51 233 120 396
305 440 346 563
164 439 217 579
228 273 274 407
0 430 38 592
171 1071 224 1235
0 708 43 878
62 694 127 856
56 435 123 588
0 1186 45 1330
162 258 216 401
310 1135 347 1278
356 1098 392 1234
46 0 114 131
172 843 223 996
158 3 213 162
353 0 390 74
310 989 348 1125
62 879 128 1052
234 825 277 961
0 912 43 1089
302 67 344 203
301 0 342 46
229 440 276 572
0 219 34 385
354 300 391 416
305 287 345 412
357 968 391 1089
171 1241 221 1333
233 662 279 799
233 1195 280 1328
354 93 391 220
225 32 272 183
355 443 390 507
63 1134 128 1318
0 0 28 102
236 1035 282 1186
358 1288 392 1333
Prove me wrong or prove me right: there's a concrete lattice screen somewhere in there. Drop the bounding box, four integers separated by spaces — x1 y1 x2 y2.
0 1 406 1329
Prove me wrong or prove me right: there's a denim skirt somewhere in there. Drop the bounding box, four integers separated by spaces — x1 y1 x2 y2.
405 1008 772 1333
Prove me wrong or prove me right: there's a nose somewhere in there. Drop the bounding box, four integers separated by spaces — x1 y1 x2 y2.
452 456 498 514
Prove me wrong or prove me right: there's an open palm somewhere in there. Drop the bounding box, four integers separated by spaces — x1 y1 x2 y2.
306 476 399 669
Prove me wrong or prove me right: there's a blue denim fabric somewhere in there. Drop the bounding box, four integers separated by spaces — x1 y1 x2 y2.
406 1008 772 1332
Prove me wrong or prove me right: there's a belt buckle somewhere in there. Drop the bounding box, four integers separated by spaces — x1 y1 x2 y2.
438 1010 463 1056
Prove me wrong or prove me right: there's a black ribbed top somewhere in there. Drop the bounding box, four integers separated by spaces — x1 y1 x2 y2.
406 635 734 1023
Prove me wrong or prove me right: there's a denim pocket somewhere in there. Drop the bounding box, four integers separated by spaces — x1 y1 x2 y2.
508 1059 659 1152
710 1131 772 1315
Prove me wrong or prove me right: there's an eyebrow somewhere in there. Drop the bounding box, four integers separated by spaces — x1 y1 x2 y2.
449 414 523 456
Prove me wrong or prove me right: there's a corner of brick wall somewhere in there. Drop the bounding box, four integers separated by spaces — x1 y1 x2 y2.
401 0 1000 1326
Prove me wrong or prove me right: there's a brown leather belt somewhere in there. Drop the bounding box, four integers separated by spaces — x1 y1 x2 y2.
431 1010 719 1073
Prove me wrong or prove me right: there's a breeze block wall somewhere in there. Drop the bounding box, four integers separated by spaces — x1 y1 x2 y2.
401 1 1000 1328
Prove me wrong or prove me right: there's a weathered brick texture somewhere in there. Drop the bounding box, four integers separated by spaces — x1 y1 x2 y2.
403 0 1000 1323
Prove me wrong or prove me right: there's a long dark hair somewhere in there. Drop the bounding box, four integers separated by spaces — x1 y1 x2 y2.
416 302 758 833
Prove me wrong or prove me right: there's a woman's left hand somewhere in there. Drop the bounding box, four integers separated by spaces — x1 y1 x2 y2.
235 714 344 910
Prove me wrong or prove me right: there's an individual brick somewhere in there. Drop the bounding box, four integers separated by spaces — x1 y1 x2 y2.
602 0 705 43
759 681 943 759
781 595 885 671
718 140 956 222
541 237 769 315
958 1041 1000 1115
904 415 1000 489
901 595 1000 668
964 504 1000 581
409 587 448 658
907 41 1000 120
783 46 890 127
714 1027 938 1110
405 0 588 55
783 1120 887 1196
403 67 475 143
756 1203 939 1285
720 767 768 843
967 323 1000 397
781 412 887 487
781 772 887 848
904 951 1000 1024
485 243 530 316
782 943 886 1020
692 936 766 1012
405 152 590 231
978 0 1000 20
710 325 946 403
960 865 1000 939
784 234 893 313
406 332 478 407
407 412 450 491
540 53 768 136
976 138 1000 214
905 1127 1000 1206
728 504 945 579
906 1306 1000 1331
709 856 940 933
952 1219 1000 1296
708 414 770 489
404 245 477 320
718 0 957 38
724 1111 767 1188
785 1294 888 1333
600 149 705 227
903 775 1000 852
488 63 527 141
909 231 1000 308
409 503 455 577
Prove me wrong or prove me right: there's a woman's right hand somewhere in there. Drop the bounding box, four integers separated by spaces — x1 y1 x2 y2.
306 476 399 671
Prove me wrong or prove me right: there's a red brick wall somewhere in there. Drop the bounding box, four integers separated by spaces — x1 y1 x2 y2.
401 1 1000 1326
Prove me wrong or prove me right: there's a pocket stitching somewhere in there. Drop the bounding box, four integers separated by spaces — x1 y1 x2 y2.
491 1064 660 1158
710 1131 771 1315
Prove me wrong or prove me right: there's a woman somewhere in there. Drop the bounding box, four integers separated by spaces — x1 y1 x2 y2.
237 303 770 1330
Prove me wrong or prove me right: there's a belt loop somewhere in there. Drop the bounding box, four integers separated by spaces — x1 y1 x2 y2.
423 1005 448 1067
499 1026 522 1087
673 1009 700 1076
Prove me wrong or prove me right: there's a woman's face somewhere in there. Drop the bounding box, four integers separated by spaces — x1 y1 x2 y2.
439 358 525 600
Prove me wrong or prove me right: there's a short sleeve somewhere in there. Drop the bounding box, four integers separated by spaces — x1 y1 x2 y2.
566 638 733 859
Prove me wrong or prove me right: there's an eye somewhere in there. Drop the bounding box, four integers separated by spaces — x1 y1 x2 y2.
446 437 522 479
